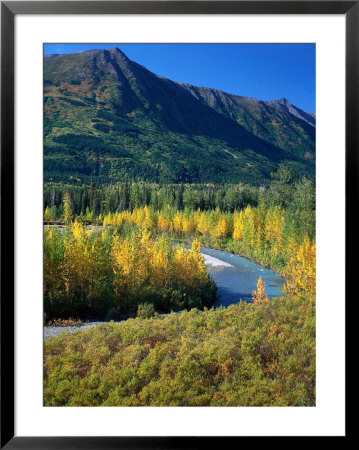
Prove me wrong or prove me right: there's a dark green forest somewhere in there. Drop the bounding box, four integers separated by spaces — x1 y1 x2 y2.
44 165 314 225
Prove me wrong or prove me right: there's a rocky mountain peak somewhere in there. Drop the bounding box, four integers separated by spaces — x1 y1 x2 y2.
269 97 315 127
277 97 291 106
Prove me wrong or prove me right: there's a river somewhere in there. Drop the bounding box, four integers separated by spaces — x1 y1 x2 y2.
199 247 284 307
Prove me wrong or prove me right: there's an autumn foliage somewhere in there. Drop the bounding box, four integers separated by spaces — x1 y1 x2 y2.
252 277 269 303
101 203 315 296
44 222 216 320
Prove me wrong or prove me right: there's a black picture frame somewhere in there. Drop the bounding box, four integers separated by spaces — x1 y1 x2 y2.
1 1 354 447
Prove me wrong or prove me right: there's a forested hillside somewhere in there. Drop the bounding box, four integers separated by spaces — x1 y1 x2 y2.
44 48 315 185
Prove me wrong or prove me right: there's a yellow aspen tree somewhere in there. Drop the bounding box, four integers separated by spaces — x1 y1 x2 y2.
173 245 187 284
63 221 92 302
285 234 299 262
233 210 244 241
142 205 153 230
192 210 201 232
103 213 112 227
264 207 273 242
188 239 206 283
84 207 93 222
197 212 210 236
121 211 130 226
284 236 316 296
213 216 228 239
129 208 137 226
252 277 269 303
151 237 171 288
112 235 136 294
172 211 182 233
44 206 52 222
264 206 284 257
242 206 255 249
182 216 193 234
191 238 200 253
252 206 265 250
157 212 170 232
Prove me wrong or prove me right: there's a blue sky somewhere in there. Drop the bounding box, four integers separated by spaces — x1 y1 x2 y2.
44 43 315 113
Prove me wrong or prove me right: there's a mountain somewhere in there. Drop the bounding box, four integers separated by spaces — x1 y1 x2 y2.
268 97 315 127
179 85 315 159
44 47 315 185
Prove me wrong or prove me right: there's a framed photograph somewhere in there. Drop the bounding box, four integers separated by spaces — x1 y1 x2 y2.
1 1 353 446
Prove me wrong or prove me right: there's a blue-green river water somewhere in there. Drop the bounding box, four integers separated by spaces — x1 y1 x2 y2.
199 247 285 307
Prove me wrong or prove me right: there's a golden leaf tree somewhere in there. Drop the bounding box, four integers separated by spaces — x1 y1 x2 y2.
252 277 269 303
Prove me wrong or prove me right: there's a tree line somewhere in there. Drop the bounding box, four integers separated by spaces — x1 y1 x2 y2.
44 165 314 220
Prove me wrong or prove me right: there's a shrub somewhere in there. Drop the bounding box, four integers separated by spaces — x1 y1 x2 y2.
44 294 315 406
137 303 155 319
93 123 110 133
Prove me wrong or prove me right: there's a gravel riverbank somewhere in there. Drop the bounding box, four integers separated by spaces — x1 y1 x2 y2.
44 322 106 340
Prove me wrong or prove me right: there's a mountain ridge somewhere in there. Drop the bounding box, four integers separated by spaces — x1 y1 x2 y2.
43 47 315 185
45 48 315 118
